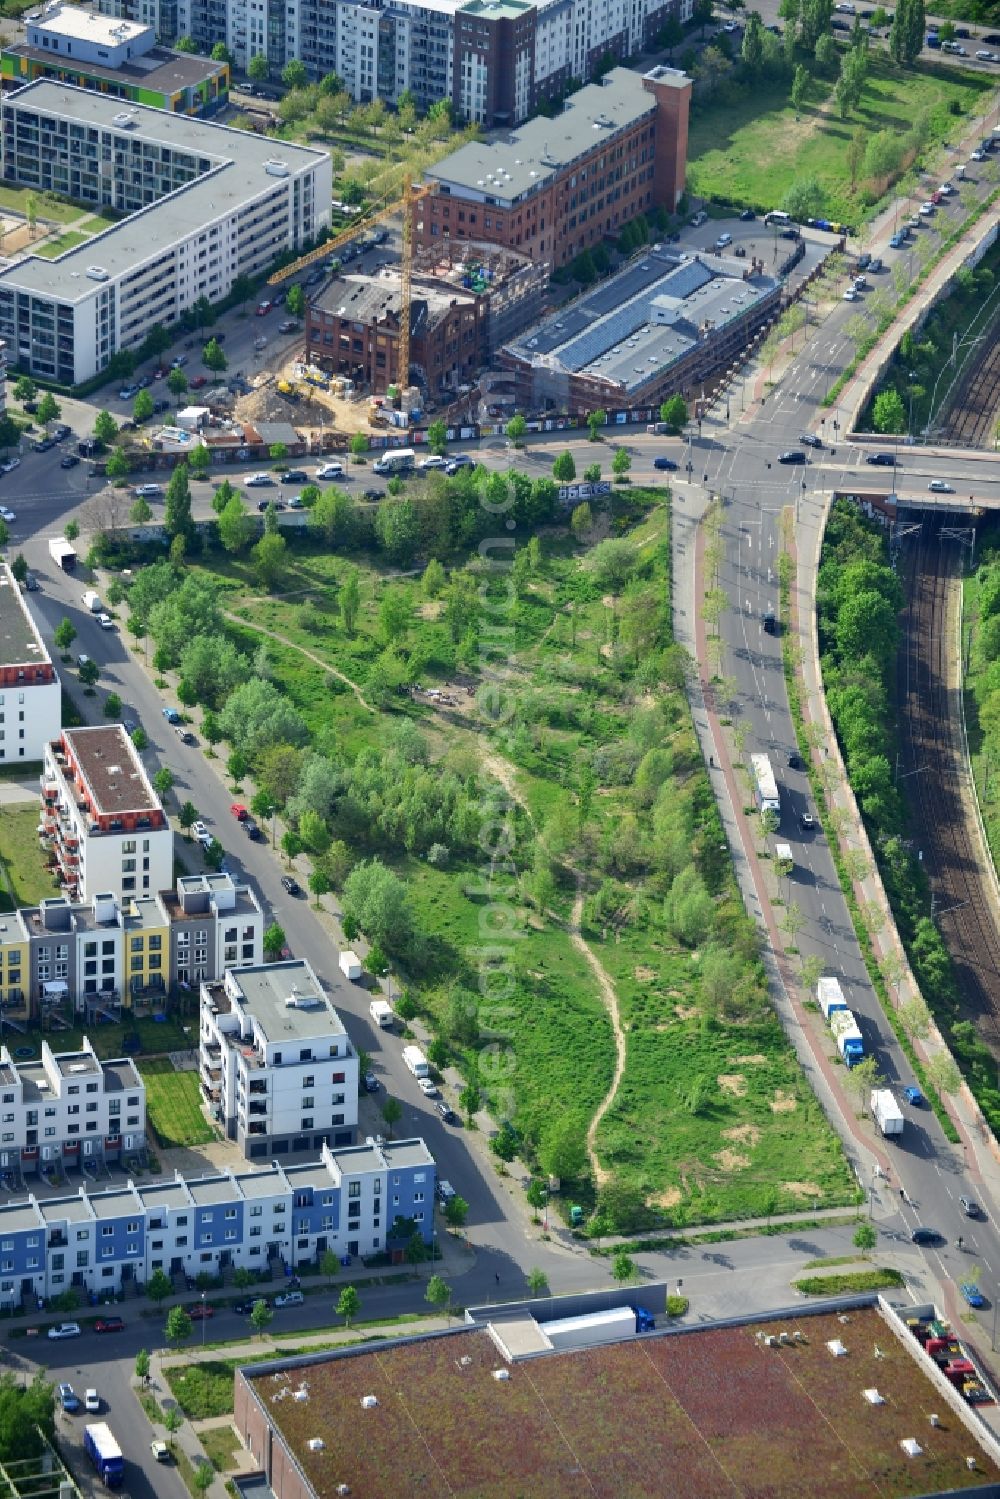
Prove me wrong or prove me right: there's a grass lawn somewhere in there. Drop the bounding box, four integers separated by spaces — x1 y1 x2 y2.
0 185 84 224
32 230 89 259
177 481 855 1225
686 56 993 223
138 1057 213 1147
0 804 61 911
199 1426 240 1472
10 1013 194 1060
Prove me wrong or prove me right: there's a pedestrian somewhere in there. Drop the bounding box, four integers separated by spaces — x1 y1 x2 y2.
495 1272 500 1284
709 755 715 767
899 1186 905 1199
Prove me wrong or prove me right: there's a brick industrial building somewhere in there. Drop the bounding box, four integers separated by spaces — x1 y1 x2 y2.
500 245 780 413
414 65 691 271
305 244 547 395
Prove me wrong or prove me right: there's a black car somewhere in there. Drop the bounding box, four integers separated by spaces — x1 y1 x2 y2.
280 469 308 484
232 1297 269 1315
436 1100 458 1124
739 208 756 221
778 450 806 464
954 25 970 36
244 819 262 841
363 487 383 501
153 399 170 413
23 400 38 414
257 499 269 512
60 454 80 469
865 452 896 466
280 875 301 896
363 1072 379 1093
653 456 678 471
787 752 803 770
799 433 823 449
911 1226 941 1245
763 609 777 635
780 227 801 240
53 424 72 441
799 811 816 832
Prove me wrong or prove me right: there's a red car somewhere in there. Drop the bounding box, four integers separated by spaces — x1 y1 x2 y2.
94 1316 125 1333
188 1303 214 1321
190 375 208 389
230 803 247 820
256 301 271 316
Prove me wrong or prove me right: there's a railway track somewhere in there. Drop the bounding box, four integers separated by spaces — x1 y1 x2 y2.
939 323 1000 449
897 518 1000 1052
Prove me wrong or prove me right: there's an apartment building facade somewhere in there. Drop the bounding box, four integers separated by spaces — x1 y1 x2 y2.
41 725 173 904
0 1037 145 1191
0 82 331 384
416 65 691 270
0 1138 435 1304
0 566 60 766
201 961 359 1161
0 876 264 1030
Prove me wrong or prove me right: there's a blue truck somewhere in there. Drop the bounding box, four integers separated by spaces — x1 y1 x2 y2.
927 30 940 46
84 1423 125 1488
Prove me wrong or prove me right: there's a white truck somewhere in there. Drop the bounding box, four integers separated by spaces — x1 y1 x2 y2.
369 998 394 1029
750 753 781 819
830 1009 864 1067
339 950 362 982
82 589 102 613
402 1044 429 1079
48 537 78 572
871 1089 904 1137
817 976 848 1023
373 446 415 476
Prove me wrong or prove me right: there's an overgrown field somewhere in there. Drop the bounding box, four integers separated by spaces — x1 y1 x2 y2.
138 1057 213 1148
0 804 62 912
687 56 992 223
115 466 854 1227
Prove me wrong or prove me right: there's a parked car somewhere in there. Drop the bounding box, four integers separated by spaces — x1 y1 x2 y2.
653 456 678 470
445 454 476 475
316 461 344 480
363 1071 379 1093
739 208 756 220
256 300 272 316
928 480 955 493
0 458 19 474
778 450 806 464
787 752 804 770
162 706 181 724
436 1180 457 1205
0 507 16 523
418 1076 439 1097
280 875 301 896
243 819 262 840
171 354 188 368
902 1085 923 1106
175 726 195 744
960 1282 986 1309
188 1303 214 1320
85 1389 101 1413
97 613 114 630
48 1323 81 1340
436 1100 458 1124
192 820 209 841
799 433 822 449
280 469 308 484
233 1297 269 1315
230 803 248 821
274 1290 304 1308
244 473 274 487
60 453 80 469
799 811 816 831
278 319 299 333
189 375 208 390
418 454 447 471
58 1383 81 1412
151 1440 171 1463
134 483 162 498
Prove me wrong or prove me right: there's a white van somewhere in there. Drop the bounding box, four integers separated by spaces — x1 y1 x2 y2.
765 210 791 227
714 232 733 251
690 209 708 228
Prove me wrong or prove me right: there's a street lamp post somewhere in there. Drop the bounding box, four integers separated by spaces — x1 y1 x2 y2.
200 1290 206 1347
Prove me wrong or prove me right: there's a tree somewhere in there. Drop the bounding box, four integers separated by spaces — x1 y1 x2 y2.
54 617 76 653
612 447 631 483
153 767 174 798
134 1348 151 1385
539 1117 587 1181
459 1082 481 1122
349 432 368 463
782 177 825 221
872 388 906 434
92 410 118 449
381 1095 402 1138
925 1051 960 1098
133 389 154 424
179 800 198 837
12 376 36 403
218 494 255 554
263 922 286 960
130 496 152 524
426 418 448 456
250 1298 274 1334
790 63 809 116
425 1274 452 1318
193 1463 214 1495
164 462 193 542
815 30 836 67
505 413 527 447
248 53 269 82
254 531 288 590
444 1194 468 1229
379 586 412 645
282 58 308 89
164 1406 183 1444
336 1284 360 1327
527 1266 549 1295
202 337 227 372
853 1221 877 1253
660 394 687 431
107 446 131 483
526 1179 547 1218
552 450 576 483
742 9 765 69
570 501 593 542
165 1306 193 1345
342 859 413 953
9 553 26 585
167 367 188 404
587 408 607 441
36 391 60 427
285 283 305 320
189 442 211 480
308 869 331 906
612 1250 637 1285
341 568 361 636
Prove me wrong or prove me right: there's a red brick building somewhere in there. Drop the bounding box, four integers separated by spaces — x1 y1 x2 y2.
415 65 691 271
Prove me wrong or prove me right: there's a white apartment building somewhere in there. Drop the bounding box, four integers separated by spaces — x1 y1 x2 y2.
0 1036 145 1188
41 725 173 904
0 82 331 384
201 960 359 1162
0 565 60 765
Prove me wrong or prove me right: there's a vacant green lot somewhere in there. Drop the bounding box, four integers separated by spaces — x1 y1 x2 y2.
138 1057 213 1147
33 230 89 259
182 482 855 1224
0 185 85 225
687 58 993 222
0 804 60 911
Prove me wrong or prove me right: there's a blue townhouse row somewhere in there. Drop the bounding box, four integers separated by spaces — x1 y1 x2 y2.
0 1137 435 1304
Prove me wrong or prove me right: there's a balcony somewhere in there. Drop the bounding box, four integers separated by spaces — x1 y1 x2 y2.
247 1122 266 1136
247 1102 267 1118
247 1078 267 1095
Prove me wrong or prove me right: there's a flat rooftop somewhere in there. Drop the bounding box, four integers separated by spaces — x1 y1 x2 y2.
26 5 148 45
187 1176 240 1207
100 1059 141 1092
229 961 348 1046
88 1186 141 1221
7 40 224 93
62 725 160 818
0 1200 43 1234
0 567 49 669
426 68 660 204
506 248 778 394
244 1306 1000 1497
1 81 326 301
54 1050 100 1078
137 1178 194 1212
234 1164 289 1200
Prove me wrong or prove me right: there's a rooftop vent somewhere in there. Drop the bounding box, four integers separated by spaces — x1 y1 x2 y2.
86 266 109 282
112 111 136 129
826 1339 847 1357
863 1389 885 1406
307 1438 325 1451
361 1395 378 1409
900 1439 923 1459
264 159 290 178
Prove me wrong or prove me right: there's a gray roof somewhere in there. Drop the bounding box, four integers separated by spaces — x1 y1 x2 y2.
187 1175 241 1206
1 81 326 302
0 567 48 669
230 961 349 1046
38 1195 92 1224
507 248 778 395
89 1186 142 1220
137 1179 193 1211
101 1059 142 1092
234 1164 289 1200
0 1199 44 1233
7 40 223 95
427 67 663 205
